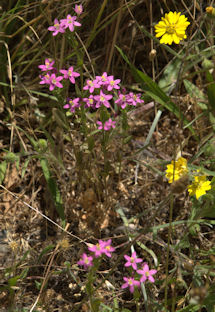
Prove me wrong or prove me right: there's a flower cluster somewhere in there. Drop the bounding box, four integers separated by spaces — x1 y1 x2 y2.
62 71 144 131
154 11 190 45
121 251 157 293
165 157 188 183
78 243 157 294
165 157 212 199
48 5 82 36
38 59 80 91
78 239 115 269
40 5 144 132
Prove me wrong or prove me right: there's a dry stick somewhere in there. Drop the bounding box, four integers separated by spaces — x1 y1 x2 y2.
0 184 86 244
106 0 124 73
75 32 95 78
148 0 159 137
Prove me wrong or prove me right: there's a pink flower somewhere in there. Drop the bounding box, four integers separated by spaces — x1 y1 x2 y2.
83 79 100 93
74 4 83 15
83 95 95 108
77 253 93 269
115 92 129 109
63 98 80 112
38 58 55 71
48 18 65 36
39 73 51 85
137 263 157 283
60 15 81 32
102 239 115 257
124 252 143 270
127 92 144 106
96 72 110 86
97 119 116 131
88 240 106 258
106 76 121 91
105 118 116 130
49 73 63 91
94 90 112 108
97 121 103 130
121 277 140 293
60 66 80 84
39 73 63 91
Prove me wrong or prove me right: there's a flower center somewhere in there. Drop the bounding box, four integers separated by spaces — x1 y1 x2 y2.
166 24 176 34
52 78 57 84
54 23 60 29
100 96 105 102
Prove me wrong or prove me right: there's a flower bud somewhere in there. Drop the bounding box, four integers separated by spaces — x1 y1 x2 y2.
149 49 157 61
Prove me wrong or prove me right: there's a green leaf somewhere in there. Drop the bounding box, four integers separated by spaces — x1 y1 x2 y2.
21 159 30 178
0 161 7 184
4 151 19 163
116 46 196 137
176 304 201 312
38 244 55 262
8 275 20 287
158 58 181 94
206 71 215 112
40 158 65 225
183 79 208 110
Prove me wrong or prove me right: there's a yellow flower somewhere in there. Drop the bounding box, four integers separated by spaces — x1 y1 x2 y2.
165 157 188 184
206 6 215 15
154 11 190 45
188 175 211 199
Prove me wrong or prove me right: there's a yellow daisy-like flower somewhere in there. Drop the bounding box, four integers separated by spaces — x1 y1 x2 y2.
188 175 211 200
165 157 188 184
206 6 215 15
154 11 190 45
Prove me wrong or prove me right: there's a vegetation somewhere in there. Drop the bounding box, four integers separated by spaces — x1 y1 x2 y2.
0 0 215 311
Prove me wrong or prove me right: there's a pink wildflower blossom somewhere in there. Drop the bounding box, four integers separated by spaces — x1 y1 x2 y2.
124 252 143 270
94 90 112 108
115 92 129 109
39 73 63 91
127 92 144 106
38 58 55 71
60 66 80 84
106 76 121 91
60 15 81 32
83 95 95 108
77 253 93 269
137 263 157 283
97 121 104 130
74 4 83 15
102 239 115 257
39 73 51 85
96 72 110 86
83 79 100 93
63 98 80 112
48 18 65 36
97 118 116 131
88 240 106 258
121 277 140 293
